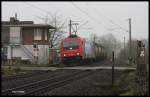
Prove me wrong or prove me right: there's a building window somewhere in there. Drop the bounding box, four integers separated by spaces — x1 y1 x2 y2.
10 27 21 43
45 29 47 40
34 28 42 40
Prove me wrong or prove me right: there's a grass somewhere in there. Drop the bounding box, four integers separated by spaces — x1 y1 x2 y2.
120 90 134 96
2 59 57 67
116 70 148 96
4 63 54 67
2 66 21 77
2 66 32 78
21 63 51 67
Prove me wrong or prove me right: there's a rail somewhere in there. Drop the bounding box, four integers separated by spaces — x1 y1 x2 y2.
2 70 88 95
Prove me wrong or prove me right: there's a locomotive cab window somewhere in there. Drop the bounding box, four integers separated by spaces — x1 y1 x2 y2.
63 40 79 50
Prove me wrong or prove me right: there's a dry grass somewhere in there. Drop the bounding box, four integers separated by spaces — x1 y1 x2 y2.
117 70 148 96
2 67 20 77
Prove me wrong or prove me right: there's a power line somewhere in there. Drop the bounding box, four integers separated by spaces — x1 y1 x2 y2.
25 2 125 33
24 2 85 25
71 2 103 25
87 4 128 32
110 20 128 32
70 2 113 31
24 3 73 25
78 21 88 30
24 2 68 26
24 2 53 17
24 2 99 31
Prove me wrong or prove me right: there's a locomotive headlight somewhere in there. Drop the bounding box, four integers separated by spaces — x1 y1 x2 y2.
64 54 66 56
77 53 80 55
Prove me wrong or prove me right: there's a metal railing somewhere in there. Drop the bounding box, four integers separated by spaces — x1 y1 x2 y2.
20 45 35 62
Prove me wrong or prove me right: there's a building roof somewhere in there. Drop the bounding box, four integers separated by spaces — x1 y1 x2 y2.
2 24 55 29
2 21 34 25
2 17 55 29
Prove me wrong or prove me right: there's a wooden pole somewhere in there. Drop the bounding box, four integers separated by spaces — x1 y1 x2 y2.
129 18 132 64
112 51 114 86
124 36 125 58
69 19 71 36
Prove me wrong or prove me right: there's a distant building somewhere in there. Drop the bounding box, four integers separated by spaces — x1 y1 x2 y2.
2 14 55 64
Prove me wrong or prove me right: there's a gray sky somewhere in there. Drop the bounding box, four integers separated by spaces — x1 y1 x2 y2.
2 1 148 42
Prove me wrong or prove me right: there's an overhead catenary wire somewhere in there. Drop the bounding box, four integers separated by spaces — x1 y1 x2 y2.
24 2 69 27
24 2 53 17
23 2 95 30
24 2 86 25
24 2 122 34
86 3 128 32
78 21 88 30
24 2 79 27
21 2 128 33
23 2 54 25
70 2 103 25
70 2 113 31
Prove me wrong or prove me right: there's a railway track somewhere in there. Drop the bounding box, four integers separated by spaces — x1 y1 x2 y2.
2 60 110 90
59 60 109 67
2 70 78 90
2 60 136 96
2 70 95 96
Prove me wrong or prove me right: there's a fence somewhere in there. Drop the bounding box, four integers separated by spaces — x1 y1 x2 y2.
49 48 60 64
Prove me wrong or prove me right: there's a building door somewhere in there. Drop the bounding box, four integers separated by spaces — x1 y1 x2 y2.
1 46 7 62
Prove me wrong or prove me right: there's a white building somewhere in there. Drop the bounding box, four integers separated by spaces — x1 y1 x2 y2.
2 17 55 64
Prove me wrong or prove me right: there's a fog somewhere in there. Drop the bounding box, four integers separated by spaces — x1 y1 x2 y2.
2 1 148 42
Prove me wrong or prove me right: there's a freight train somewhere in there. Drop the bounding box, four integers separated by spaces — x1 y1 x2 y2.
60 35 106 63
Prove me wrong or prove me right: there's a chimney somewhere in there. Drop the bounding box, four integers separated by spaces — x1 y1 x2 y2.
15 13 17 20
10 17 15 24
10 13 19 24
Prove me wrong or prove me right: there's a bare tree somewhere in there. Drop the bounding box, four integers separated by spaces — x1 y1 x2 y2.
89 33 122 59
37 13 67 48
90 33 98 43
97 33 122 59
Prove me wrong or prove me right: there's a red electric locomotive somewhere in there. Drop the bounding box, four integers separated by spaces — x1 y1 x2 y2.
60 35 83 63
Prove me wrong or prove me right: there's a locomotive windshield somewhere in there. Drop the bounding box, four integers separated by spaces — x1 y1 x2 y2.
63 40 79 50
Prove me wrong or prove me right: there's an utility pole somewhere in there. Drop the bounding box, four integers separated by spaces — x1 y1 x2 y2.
112 51 115 86
69 19 72 36
124 36 125 58
69 20 80 36
129 18 132 65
